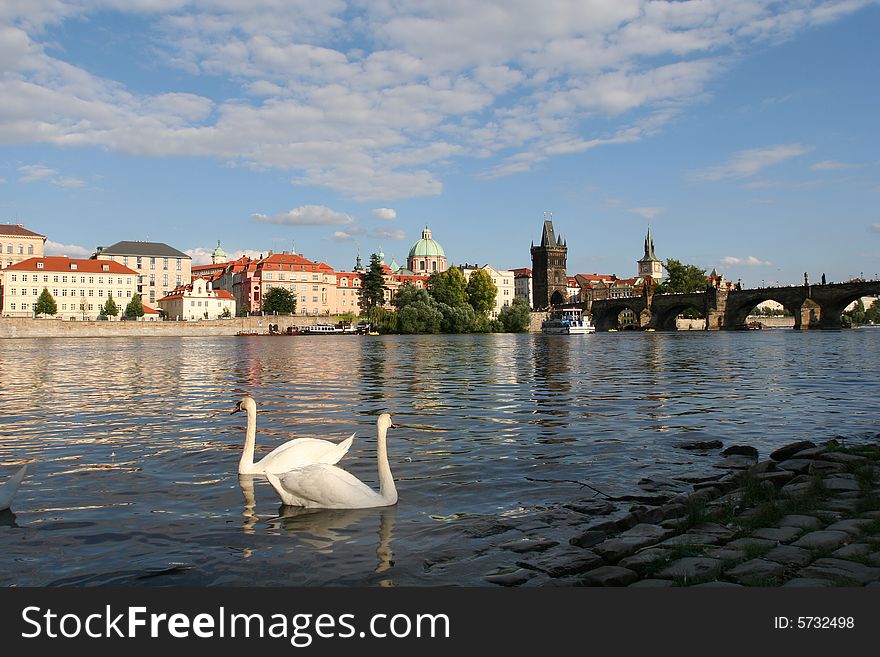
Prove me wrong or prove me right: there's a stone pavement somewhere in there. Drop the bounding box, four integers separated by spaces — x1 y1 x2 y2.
484 440 880 587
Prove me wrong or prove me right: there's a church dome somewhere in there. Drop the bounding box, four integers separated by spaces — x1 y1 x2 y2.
211 241 227 262
408 226 446 258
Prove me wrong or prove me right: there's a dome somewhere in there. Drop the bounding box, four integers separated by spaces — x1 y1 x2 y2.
408 226 446 258
211 240 227 263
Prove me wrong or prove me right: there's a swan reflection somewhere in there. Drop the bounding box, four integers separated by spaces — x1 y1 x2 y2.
238 474 259 533
270 505 396 575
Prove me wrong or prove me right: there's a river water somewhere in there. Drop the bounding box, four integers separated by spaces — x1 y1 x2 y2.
1 330 878 586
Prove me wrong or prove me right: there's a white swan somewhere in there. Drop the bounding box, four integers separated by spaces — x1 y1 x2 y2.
266 414 397 509
232 397 355 474
0 465 28 511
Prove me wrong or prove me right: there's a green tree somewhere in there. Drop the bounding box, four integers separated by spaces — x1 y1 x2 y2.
499 296 531 332
262 287 297 314
372 306 398 333
427 267 467 307
34 288 57 317
393 282 430 310
661 259 708 294
865 299 880 324
362 253 388 316
397 301 442 334
101 294 119 318
466 269 498 316
437 302 475 333
124 293 145 319
220 307 232 318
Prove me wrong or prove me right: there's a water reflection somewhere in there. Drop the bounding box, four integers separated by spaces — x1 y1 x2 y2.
1 332 880 586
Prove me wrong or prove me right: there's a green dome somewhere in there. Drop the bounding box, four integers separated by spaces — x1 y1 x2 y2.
408 226 446 258
211 240 227 261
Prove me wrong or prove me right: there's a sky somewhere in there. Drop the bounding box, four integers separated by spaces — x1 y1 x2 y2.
0 0 878 286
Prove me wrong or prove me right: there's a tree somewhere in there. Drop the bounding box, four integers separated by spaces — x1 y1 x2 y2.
397 301 442 334
499 296 531 332
427 267 467 307
393 282 430 310
34 288 57 317
865 299 880 324
220 307 232 318
437 302 475 333
101 294 119 318
262 287 297 314
466 269 498 316
362 253 388 315
124 294 145 319
661 259 708 294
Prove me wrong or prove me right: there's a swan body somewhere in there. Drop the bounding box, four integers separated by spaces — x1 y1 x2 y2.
267 414 397 509
233 397 355 474
0 465 28 511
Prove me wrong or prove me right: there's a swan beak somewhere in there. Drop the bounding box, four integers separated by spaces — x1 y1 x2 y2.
389 423 396 429
231 403 243 415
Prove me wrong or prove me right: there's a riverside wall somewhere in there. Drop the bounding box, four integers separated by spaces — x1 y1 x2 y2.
0 315 345 339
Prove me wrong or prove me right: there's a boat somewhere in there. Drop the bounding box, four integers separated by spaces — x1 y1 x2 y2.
541 307 596 335
302 321 360 335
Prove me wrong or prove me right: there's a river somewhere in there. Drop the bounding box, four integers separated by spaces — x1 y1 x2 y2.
1 330 878 586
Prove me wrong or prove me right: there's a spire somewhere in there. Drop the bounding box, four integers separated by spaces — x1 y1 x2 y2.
643 226 657 261
541 220 556 247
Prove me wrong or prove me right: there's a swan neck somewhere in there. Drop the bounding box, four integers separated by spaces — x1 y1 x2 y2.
238 405 257 473
376 423 397 503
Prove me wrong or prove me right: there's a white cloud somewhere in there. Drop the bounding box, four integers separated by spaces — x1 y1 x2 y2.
44 240 91 257
185 246 264 266
689 144 813 181
369 227 406 241
810 159 862 171
870 224 880 234
252 205 353 226
629 207 663 220
18 164 85 188
371 207 397 221
331 231 355 242
720 255 771 266
0 1 871 198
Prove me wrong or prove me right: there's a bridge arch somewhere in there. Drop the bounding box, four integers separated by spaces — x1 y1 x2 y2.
591 299 644 331
726 294 800 328
651 301 705 331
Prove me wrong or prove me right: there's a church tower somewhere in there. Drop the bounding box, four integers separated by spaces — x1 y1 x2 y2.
530 216 568 310
637 227 664 283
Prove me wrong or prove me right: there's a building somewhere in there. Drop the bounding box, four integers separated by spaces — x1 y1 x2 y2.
158 277 236 320
333 271 364 315
512 268 532 308
459 264 515 319
566 276 581 303
530 218 568 310
1 256 138 319
637 227 664 283
190 242 230 280
94 241 192 307
407 226 447 275
0 224 47 269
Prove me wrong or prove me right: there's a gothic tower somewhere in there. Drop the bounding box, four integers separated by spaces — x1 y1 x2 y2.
530 218 568 310
637 227 664 283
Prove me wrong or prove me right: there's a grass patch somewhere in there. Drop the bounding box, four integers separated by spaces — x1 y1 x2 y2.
683 496 710 530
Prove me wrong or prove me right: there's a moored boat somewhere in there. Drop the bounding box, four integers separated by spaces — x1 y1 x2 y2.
541 307 595 335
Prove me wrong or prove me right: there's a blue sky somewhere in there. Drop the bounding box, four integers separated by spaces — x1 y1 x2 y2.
1 0 878 286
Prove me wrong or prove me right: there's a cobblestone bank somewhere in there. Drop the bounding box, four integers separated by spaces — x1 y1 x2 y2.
483 439 880 587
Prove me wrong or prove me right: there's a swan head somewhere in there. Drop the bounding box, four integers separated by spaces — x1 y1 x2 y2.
377 413 395 432
231 396 256 415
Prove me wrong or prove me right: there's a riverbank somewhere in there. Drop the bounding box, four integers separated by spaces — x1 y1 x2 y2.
0 315 347 339
482 439 880 587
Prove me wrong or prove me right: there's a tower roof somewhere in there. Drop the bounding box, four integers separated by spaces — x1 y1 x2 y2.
408 225 446 258
541 220 556 247
638 227 660 263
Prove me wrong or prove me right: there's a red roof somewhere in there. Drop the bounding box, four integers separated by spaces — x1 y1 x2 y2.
5 256 138 275
0 224 46 239
258 252 334 273
142 304 161 315
512 268 532 277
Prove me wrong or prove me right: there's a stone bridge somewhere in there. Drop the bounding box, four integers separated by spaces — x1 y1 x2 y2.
587 281 880 331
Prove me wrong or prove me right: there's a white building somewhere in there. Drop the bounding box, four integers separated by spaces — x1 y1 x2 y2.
94 240 192 307
512 268 532 308
158 277 236 320
459 264 516 319
1 256 138 319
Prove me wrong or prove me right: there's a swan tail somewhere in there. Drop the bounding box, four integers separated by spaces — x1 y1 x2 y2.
0 464 28 510
337 433 356 457
265 472 286 500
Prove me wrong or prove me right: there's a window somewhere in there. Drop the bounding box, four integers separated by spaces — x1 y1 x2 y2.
41 275 47 282
52 289 58 296
37 262 44 269
98 290 103 297
312 296 318 303
9 304 14 311
10 275 15 282
176 275 181 285
102 264 109 271
88 304 93 311
136 257 142 269
27 245 33 255
62 304 67 310
176 259 181 270
32 289 37 295
312 285 318 292
61 289 67 296
150 257 155 269
62 276 67 283
163 258 168 270
5 245 10 253
123 257 129 266
163 275 168 287
312 274 318 281
127 291 132 298
191 301 195 307
80 277 85 283
18 244 23 254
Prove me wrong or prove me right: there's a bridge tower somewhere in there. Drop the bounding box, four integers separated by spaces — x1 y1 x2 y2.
530 215 568 310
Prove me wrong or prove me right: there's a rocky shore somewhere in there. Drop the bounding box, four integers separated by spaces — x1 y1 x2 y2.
482 438 880 587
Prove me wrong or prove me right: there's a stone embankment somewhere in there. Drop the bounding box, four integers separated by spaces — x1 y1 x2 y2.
484 439 880 587
0 316 346 339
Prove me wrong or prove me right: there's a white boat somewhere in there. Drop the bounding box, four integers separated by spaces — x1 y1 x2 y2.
541 307 596 335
